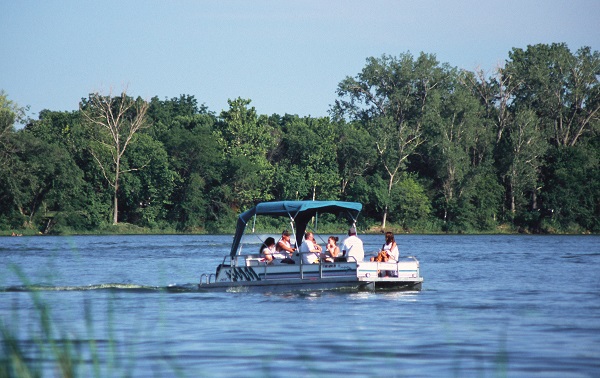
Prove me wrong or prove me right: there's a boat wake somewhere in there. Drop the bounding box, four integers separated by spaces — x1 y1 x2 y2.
0 283 199 293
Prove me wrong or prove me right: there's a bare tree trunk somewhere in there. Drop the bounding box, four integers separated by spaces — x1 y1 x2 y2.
531 188 538 211
113 169 119 225
381 174 394 229
511 191 516 214
81 89 149 226
510 174 516 215
382 205 388 229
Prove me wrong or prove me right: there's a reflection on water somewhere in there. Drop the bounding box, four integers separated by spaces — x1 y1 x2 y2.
1 234 599 376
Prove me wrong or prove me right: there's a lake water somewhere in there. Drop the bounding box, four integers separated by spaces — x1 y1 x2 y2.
1 234 599 377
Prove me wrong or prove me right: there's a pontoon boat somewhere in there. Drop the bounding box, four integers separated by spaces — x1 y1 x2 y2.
198 201 423 292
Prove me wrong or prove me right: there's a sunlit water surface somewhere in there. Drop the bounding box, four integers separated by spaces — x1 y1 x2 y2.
1 234 599 377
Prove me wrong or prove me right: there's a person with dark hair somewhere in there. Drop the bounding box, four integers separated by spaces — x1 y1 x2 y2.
341 226 364 262
276 230 296 257
325 236 340 262
259 237 276 264
371 232 399 262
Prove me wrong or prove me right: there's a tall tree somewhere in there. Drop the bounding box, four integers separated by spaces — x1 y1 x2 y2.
0 92 30 228
503 43 600 147
80 90 149 224
336 121 377 195
503 109 548 216
274 116 340 201
147 95 222 230
425 70 491 228
463 68 516 145
2 131 83 231
118 133 174 227
542 142 600 232
389 174 432 230
334 52 447 228
27 110 83 152
216 98 274 210
25 109 111 231
0 91 28 167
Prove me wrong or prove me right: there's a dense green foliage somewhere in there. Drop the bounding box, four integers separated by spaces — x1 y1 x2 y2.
1 43 598 234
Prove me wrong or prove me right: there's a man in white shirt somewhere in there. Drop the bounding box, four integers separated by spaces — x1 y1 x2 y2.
341 226 364 262
299 231 322 264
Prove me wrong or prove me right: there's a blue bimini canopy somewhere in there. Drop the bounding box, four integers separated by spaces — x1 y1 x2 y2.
230 200 362 257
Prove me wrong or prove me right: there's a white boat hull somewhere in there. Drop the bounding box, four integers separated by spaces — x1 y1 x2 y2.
199 257 423 292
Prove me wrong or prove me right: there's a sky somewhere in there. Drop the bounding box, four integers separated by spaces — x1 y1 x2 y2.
1 0 599 120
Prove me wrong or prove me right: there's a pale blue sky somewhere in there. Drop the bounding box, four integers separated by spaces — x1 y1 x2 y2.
2 0 599 119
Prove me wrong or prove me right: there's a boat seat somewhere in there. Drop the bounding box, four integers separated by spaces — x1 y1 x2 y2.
245 256 267 266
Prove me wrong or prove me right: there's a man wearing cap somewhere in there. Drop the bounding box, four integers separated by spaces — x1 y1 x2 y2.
276 230 296 257
341 226 364 262
275 229 297 264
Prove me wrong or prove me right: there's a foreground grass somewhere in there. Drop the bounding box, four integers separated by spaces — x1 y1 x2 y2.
0 266 184 378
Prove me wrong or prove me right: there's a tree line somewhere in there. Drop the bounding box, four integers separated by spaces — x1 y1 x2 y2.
1 43 598 234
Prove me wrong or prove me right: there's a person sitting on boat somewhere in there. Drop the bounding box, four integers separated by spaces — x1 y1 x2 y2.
325 236 341 262
341 226 364 262
299 231 322 264
371 232 399 262
260 237 277 264
277 230 296 257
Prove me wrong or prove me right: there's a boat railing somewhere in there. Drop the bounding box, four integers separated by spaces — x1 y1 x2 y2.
199 273 216 285
373 255 419 266
295 252 358 263
297 252 358 279
401 256 420 271
225 254 249 267
216 252 361 281
370 256 420 278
